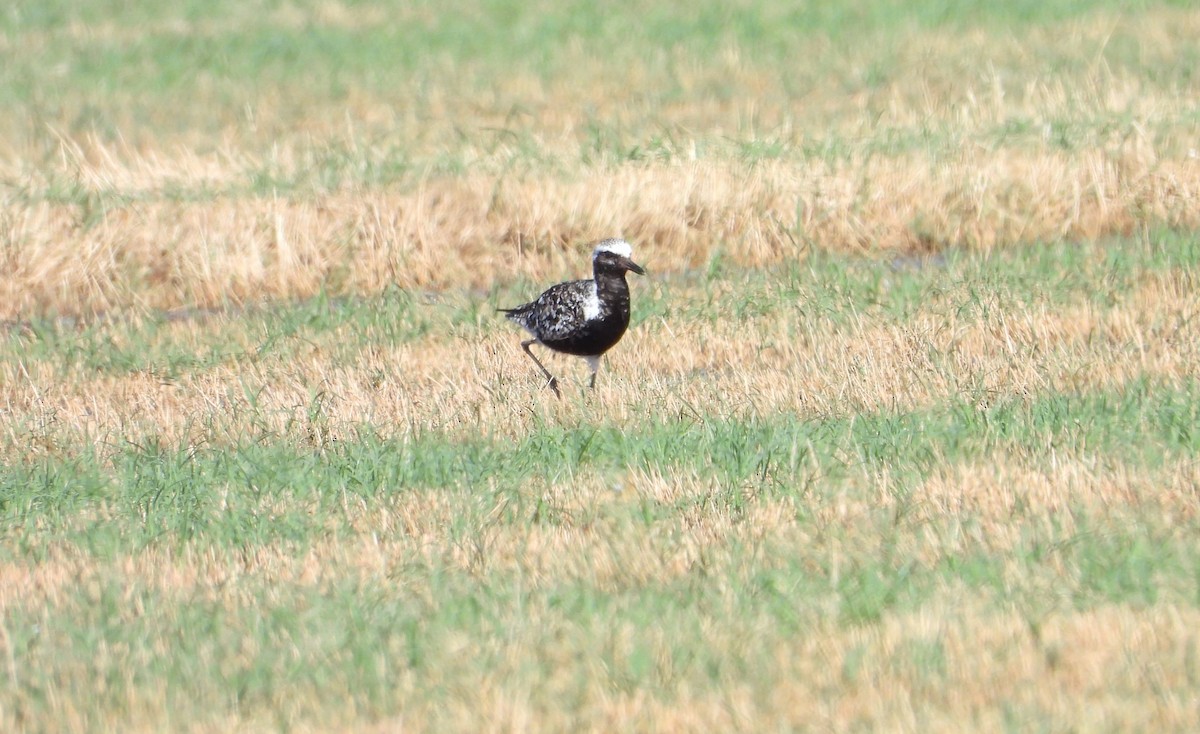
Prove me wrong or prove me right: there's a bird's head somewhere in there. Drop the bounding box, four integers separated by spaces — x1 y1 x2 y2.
591 238 645 276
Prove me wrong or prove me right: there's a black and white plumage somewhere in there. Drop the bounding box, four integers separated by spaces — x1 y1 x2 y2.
499 238 645 397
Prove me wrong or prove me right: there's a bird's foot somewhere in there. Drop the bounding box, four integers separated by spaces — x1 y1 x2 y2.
546 376 562 398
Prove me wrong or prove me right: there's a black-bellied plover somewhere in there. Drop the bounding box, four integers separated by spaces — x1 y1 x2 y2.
500 238 645 397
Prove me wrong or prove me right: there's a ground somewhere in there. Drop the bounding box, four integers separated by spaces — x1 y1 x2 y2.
1 1 1199 731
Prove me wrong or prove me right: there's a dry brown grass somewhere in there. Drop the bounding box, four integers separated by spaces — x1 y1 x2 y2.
3 259 1196 459
4 151 1197 320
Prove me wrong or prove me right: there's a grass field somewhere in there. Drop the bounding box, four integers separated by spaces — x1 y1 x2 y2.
2 1 1200 731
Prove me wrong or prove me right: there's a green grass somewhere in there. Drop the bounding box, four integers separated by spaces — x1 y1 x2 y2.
3 233 1199 725
5 0 1198 180
2 436 1196 727
3 371 1197 555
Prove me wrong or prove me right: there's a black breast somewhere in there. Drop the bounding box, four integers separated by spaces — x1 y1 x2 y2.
541 273 632 357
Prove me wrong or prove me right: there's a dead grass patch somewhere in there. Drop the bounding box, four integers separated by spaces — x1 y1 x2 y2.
765 599 1200 732
3 151 1197 320
2 263 1197 457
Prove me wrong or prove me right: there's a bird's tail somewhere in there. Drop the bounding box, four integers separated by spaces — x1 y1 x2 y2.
498 304 534 330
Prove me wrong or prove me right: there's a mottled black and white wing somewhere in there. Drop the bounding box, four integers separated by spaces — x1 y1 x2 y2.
528 280 595 341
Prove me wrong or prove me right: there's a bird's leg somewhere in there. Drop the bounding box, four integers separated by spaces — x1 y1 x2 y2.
586 356 601 390
521 340 561 398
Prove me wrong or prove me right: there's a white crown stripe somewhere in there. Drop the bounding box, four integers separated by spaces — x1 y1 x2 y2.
592 238 633 259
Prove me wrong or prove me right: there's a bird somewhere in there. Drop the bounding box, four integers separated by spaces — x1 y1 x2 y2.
499 238 645 397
